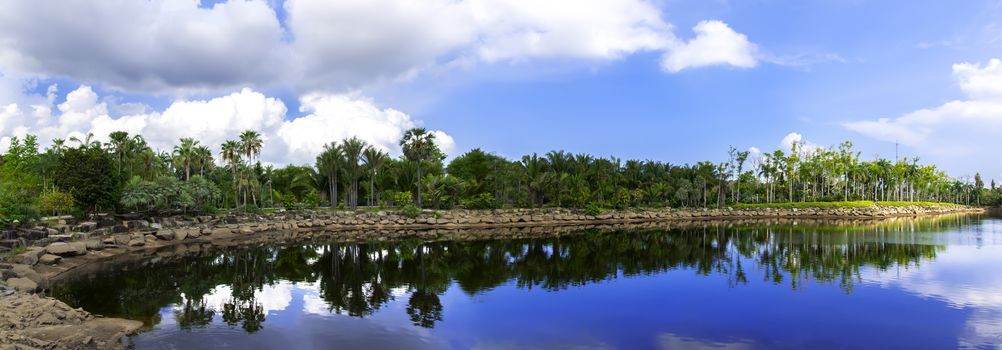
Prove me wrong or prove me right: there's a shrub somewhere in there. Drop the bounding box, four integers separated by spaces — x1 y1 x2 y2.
281 195 297 210
584 202 603 216
38 188 74 216
462 193 497 209
303 191 320 208
400 203 421 218
394 191 414 207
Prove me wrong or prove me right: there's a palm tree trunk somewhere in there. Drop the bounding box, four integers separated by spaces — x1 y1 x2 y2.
416 161 423 208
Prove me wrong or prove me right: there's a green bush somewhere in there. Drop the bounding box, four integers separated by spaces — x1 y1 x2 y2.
394 191 414 207
281 195 297 210
303 191 319 208
462 193 497 209
38 188 75 216
400 203 421 218
584 202 603 216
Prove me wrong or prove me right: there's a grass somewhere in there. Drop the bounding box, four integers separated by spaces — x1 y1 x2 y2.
0 246 28 259
733 200 963 209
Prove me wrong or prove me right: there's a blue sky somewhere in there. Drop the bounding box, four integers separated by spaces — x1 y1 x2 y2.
1 0 1001 179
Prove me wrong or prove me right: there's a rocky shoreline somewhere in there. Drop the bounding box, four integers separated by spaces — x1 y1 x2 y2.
0 204 987 349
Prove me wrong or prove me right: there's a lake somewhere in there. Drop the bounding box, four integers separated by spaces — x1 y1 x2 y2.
51 214 1002 349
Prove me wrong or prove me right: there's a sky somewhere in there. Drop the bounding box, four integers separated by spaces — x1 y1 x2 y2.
1 0 1002 180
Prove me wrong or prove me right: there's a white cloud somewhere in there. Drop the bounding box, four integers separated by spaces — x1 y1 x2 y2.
661 20 758 73
0 0 286 93
844 58 1002 169
0 85 453 165
0 0 761 94
277 93 454 164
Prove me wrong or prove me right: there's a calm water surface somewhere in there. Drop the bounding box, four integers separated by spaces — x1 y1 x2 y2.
52 215 1002 349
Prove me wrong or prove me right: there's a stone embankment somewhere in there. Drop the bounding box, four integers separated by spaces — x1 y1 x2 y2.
0 204 985 349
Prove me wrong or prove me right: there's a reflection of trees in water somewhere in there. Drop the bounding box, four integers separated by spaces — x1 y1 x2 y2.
52 216 971 331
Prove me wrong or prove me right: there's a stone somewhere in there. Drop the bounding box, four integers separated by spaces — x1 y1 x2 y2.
39 254 62 265
128 238 145 247
45 242 87 256
11 248 44 266
111 225 129 234
155 229 175 240
113 234 131 246
212 227 232 235
77 221 98 232
84 239 104 250
175 229 188 241
7 277 37 292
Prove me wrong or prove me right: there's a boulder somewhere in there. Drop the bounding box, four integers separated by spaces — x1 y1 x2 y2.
127 238 145 247
113 234 130 246
174 229 188 241
155 229 175 240
10 264 43 287
77 221 98 232
111 225 129 234
11 248 44 266
84 239 104 251
45 242 87 256
38 254 62 265
7 277 37 292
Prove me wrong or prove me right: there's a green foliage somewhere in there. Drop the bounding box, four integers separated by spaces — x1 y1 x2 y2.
400 203 421 218
303 191 320 208
461 193 497 209
38 188 75 216
734 201 878 209
280 194 297 210
392 191 413 207
584 203 603 216
52 145 119 212
119 175 220 212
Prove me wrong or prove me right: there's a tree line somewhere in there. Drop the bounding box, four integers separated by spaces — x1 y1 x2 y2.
0 129 995 223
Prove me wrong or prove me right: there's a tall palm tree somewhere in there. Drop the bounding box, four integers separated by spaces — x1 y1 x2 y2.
341 137 367 209
173 138 198 181
106 131 131 177
69 132 100 149
317 142 343 209
193 146 213 176
362 146 389 207
221 140 242 207
400 128 436 208
240 130 263 163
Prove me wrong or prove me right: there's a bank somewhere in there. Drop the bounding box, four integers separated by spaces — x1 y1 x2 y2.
0 204 987 349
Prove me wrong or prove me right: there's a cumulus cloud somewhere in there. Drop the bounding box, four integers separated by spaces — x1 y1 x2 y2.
0 0 761 94
0 86 453 165
0 0 287 93
843 58 1002 163
661 20 758 73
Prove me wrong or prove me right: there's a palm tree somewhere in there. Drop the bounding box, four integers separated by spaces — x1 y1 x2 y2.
69 132 100 149
173 138 199 181
317 142 343 209
221 140 242 207
341 137 367 209
192 146 213 176
362 146 389 207
400 128 437 208
106 131 131 177
240 130 263 163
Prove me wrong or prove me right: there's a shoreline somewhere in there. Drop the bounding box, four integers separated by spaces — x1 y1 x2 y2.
0 205 987 349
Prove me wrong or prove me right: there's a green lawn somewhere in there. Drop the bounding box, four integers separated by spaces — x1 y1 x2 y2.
733 201 963 209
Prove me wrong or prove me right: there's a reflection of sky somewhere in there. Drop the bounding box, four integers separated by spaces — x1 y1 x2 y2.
861 245 1002 348
134 219 1002 349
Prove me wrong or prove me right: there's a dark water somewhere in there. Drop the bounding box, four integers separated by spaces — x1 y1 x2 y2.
51 215 1002 349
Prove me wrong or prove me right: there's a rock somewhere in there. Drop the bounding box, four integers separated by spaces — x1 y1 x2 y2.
44 242 86 256
113 234 130 246
84 239 104 250
127 238 145 247
212 227 232 235
175 229 188 241
11 264 41 283
38 254 62 265
11 248 44 266
76 221 98 232
7 277 37 292
111 225 129 234
155 229 175 240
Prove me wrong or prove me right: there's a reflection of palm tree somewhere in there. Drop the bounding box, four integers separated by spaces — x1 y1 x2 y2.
406 289 442 328
175 298 215 330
